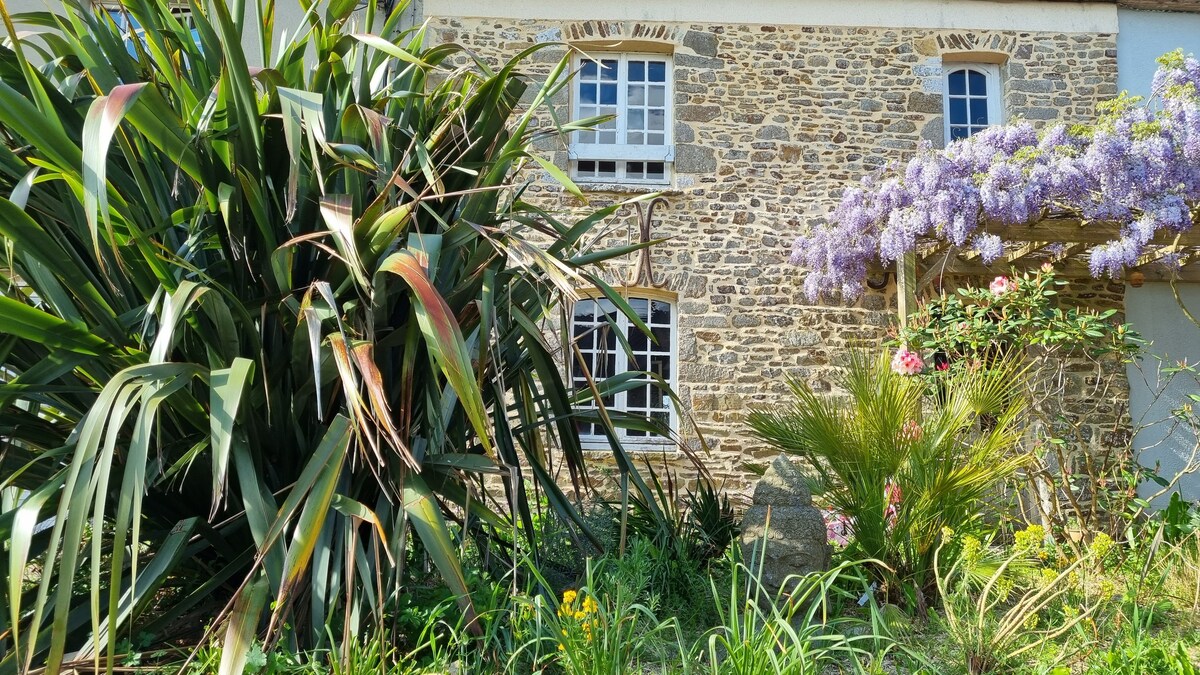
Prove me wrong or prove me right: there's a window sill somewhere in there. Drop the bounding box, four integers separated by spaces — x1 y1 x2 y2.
581 440 679 453
567 181 683 196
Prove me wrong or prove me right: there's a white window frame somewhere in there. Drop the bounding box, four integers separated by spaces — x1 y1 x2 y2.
942 62 1003 145
569 52 675 185
569 295 679 451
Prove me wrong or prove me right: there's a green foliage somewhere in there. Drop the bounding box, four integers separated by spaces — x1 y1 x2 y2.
695 540 893 675
747 351 1029 612
0 0 683 671
509 559 685 675
897 267 1152 540
897 267 1139 365
934 530 1103 675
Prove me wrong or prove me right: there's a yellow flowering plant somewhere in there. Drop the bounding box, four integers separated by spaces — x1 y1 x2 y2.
507 559 683 675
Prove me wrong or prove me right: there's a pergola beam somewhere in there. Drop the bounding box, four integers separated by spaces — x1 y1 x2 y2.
981 220 1200 247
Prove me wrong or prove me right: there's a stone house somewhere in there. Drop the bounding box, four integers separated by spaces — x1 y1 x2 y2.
395 0 1199 499
8 0 1195 500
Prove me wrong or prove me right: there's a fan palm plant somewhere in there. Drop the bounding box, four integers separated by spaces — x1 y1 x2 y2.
747 352 1030 614
0 0 684 672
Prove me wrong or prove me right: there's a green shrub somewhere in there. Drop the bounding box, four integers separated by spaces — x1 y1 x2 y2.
748 351 1029 612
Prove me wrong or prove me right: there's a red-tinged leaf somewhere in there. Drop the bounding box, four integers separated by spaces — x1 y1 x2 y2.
82 82 146 253
379 251 494 457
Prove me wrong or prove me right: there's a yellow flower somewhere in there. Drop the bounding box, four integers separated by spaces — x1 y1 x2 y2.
562 589 577 605
1089 532 1114 559
573 611 586 621
1013 524 1045 555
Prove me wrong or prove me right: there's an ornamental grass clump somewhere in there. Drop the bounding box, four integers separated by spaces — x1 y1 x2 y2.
0 0 684 671
748 351 1030 613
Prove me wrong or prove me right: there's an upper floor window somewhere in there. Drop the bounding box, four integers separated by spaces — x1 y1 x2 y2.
570 295 676 448
571 54 673 185
943 63 1001 143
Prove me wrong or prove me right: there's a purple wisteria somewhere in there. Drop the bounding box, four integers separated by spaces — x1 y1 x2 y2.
791 52 1200 301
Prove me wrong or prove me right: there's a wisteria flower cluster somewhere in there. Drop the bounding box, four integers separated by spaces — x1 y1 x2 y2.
791 51 1200 300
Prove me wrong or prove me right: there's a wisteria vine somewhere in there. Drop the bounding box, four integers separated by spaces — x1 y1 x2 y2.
790 51 1200 301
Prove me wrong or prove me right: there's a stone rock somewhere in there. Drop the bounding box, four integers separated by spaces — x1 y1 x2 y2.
677 105 722 122
755 125 790 141
675 144 717 173
906 91 942 114
682 30 719 57
739 455 831 597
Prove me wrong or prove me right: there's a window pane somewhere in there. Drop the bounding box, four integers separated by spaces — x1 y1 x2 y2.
647 162 665 179
648 61 666 82
648 85 665 107
629 329 647 351
600 59 618 80
648 109 665 131
574 326 594 349
598 160 617 176
948 97 967 124
600 83 618 106
579 83 596 105
627 132 644 145
600 353 616 378
580 60 597 79
651 354 671 378
629 109 645 130
574 300 596 323
650 386 664 409
948 69 965 95
647 133 665 146
628 60 645 82
950 126 970 140
577 160 595 173
970 98 989 125
968 70 987 95
651 300 671 324
651 326 671 350
628 84 645 106
628 384 648 408
629 297 649 320
632 353 648 372
651 410 669 429
599 131 618 145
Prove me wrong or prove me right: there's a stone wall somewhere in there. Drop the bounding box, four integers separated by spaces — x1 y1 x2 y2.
427 15 1120 498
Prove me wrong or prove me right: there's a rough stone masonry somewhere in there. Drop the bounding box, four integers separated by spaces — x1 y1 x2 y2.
428 15 1122 498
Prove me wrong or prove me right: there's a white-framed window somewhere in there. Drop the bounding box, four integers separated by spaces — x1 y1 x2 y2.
570 295 677 449
570 53 674 185
942 63 1002 143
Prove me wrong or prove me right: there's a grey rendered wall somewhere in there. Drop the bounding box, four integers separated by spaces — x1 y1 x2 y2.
1117 9 1200 504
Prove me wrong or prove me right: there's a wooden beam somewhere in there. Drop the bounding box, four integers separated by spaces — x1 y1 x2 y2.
1004 241 1048 265
981 220 1200 247
897 253 916 327
926 258 1200 283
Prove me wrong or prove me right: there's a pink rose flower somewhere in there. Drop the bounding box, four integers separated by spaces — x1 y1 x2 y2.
891 346 924 375
989 275 1015 296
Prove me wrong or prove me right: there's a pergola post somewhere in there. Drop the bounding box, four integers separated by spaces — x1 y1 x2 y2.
897 252 917 328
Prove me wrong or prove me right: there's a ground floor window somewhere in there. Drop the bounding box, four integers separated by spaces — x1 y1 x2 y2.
570 295 676 448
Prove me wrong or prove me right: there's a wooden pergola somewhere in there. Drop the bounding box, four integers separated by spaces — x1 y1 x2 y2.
895 218 1200 320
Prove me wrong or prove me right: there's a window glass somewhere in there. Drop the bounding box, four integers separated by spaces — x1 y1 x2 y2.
943 65 999 143
570 296 676 446
571 53 674 184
